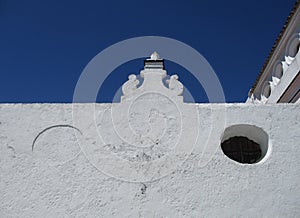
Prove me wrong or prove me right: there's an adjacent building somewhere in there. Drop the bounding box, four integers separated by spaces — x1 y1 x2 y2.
247 1 300 103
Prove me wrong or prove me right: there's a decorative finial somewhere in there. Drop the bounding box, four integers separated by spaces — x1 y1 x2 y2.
150 51 160 60
144 51 164 69
166 74 183 96
122 74 139 97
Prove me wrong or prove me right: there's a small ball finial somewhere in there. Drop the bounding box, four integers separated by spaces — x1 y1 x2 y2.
150 51 160 60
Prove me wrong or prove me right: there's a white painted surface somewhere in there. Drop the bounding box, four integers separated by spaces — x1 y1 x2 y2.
0 103 299 217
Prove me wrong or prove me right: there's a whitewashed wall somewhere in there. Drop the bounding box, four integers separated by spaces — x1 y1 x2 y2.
0 103 299 217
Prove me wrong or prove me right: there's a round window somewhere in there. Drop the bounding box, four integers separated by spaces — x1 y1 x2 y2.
221 136 261 164
221 124 269 164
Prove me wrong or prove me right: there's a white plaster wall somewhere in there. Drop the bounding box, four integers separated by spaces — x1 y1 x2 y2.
0 103 299 217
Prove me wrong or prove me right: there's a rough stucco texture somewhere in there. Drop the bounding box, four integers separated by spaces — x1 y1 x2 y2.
0 103 299 217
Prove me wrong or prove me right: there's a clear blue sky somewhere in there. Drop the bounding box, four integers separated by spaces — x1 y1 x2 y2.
0 0 296 103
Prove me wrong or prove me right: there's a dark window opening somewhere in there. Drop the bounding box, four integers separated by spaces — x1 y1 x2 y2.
221 136 262 164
